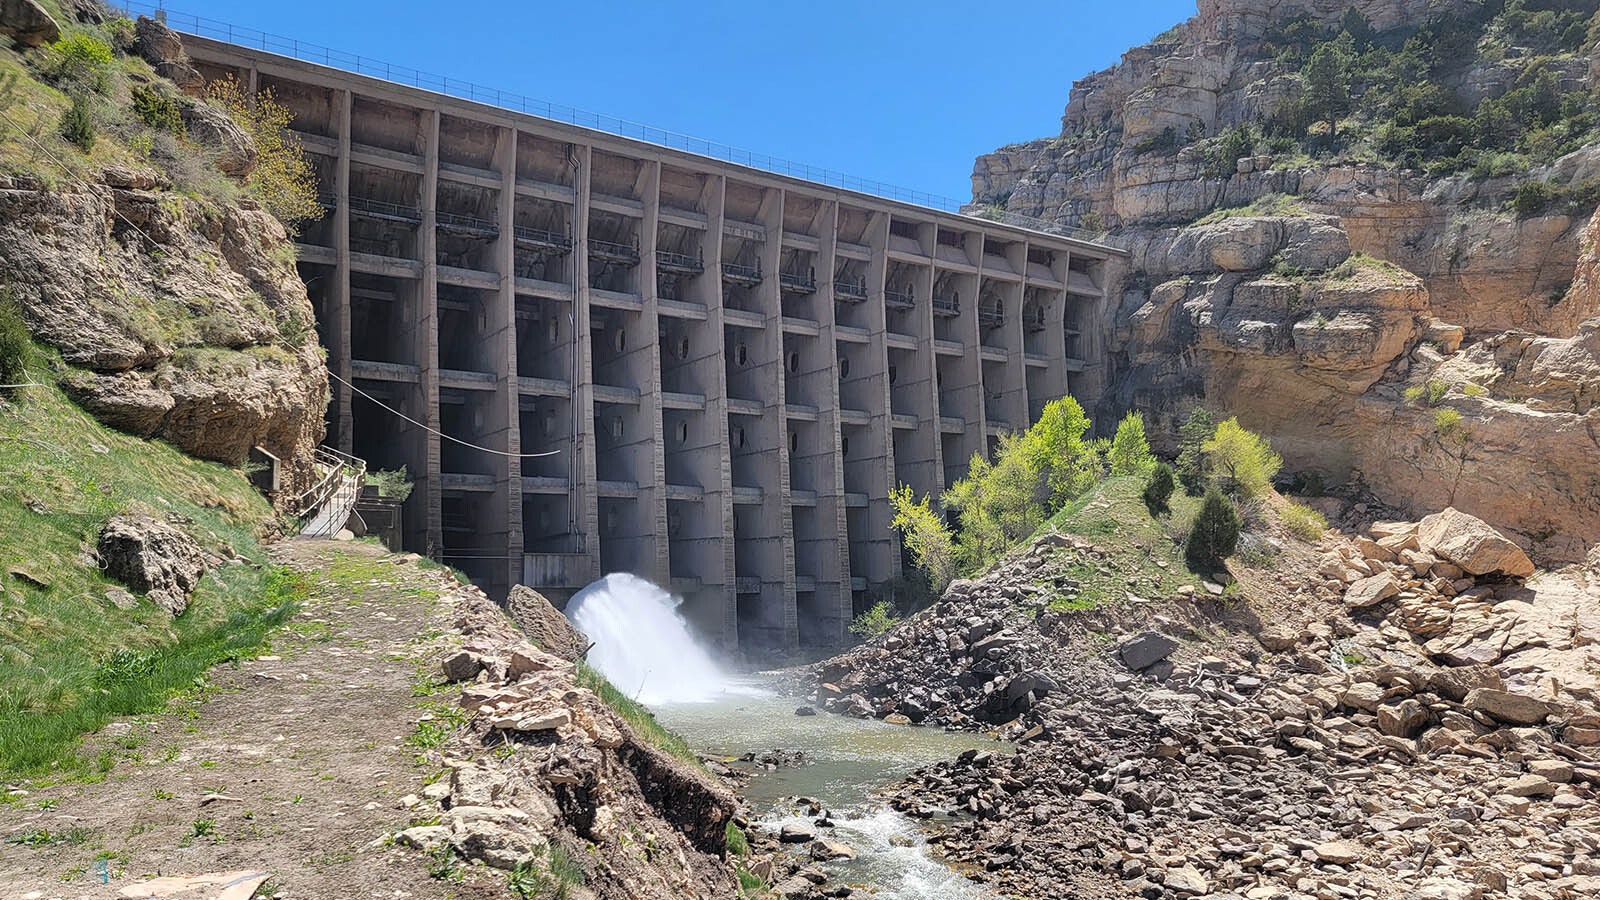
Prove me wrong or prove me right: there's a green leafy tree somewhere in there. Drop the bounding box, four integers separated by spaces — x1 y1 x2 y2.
1186 488 1241 570
1302 39 1354 139
943 434 1046 573
1202 418 1283 500
1108 411 1157 476
1016 395 1097 508
1175 407 1217 496
1340 8 1374 50
206 78 323 227
889 485 957 594
1142 462 1175 514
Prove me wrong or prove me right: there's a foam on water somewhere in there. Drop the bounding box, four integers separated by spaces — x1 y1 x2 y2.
564 572 727 705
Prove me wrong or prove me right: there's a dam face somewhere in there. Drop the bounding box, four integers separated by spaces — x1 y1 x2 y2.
181 35 1122 656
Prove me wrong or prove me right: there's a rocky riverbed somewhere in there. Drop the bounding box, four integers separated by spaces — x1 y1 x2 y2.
807 507 1600 899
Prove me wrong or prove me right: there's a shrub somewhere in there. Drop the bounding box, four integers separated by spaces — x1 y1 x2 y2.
1108 411 1157 476
1282 503 1327 541
0 292 28 389
45 34 115 93
1433 408 1463 434
60 94 96 150
1142 463 1175 514
724 821 750 856
1175 407 1216 495
1512 181 1556 218
889 485 957 594
1186 489 1242 570
1202 418 1282 500
205 78 323 226
849 601 899 639
131 84 184 137
1403 379 1449 407
366 467 413 502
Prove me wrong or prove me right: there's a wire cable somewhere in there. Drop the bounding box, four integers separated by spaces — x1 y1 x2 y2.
328 369 561 459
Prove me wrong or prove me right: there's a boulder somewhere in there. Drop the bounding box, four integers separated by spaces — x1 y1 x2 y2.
1464 688 1555 726
440 650 484 683
1427 665 1505 703
1417 508 1535 577
1313 840 1361 865
96 514 208 616
180 101 259 179
133 14 185 64
1343 572 1400 609
506 586 590 662
810 838 856 861
0 0 59 47
1118 631 1179 671
1376 698 1429 738
778 823 816 844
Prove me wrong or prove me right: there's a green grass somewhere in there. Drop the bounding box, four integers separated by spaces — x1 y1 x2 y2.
508 843 584 899
1035 477 1203 610
1193 193 1309 226
574 662 698 764
0 347 301 777
724 821 749 856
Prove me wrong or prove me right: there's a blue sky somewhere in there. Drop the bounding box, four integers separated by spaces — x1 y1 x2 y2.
157 0 1195 203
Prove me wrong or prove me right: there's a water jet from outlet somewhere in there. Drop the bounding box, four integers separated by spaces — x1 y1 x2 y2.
564 573 728 706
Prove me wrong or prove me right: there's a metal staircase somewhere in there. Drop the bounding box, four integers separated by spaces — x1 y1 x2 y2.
293 447 367 538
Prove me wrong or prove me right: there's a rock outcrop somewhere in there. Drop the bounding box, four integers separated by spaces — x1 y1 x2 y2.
398 588 741 899
96 514 210 616
0 169 326 500
0 0 60 47
506 585 591 662
968 0 1600 561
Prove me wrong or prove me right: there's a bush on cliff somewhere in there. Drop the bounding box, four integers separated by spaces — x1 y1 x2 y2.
0 292 27 389
1142 463 1175 514
1186 489 1242 571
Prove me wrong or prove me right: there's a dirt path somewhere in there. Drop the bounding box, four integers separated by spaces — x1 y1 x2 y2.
0 540 502 900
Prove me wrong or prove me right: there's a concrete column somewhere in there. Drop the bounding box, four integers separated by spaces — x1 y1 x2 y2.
490 126 524 594
418 109 443 557
808 200 850 645
637 161 670 587
996 269 1029 432
331 88 353 455
901 227 944 500
757 189 798 651
702 176 739 650
571 145 602 583
855 212 899 589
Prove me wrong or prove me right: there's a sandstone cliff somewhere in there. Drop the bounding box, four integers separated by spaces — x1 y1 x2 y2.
971 0 1600 561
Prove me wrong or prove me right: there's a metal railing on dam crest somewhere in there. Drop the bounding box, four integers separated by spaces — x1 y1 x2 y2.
110 1 1119 249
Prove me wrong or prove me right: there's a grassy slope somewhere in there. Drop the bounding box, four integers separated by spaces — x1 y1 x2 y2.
0 350 302 777
1036 476 1205 610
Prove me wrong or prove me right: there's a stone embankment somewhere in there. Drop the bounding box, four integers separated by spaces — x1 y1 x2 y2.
396 585 743 900
811 510 1600 899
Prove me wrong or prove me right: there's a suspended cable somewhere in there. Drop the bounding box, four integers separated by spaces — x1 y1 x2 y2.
328 369 560 459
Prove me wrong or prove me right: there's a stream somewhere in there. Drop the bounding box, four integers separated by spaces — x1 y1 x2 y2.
656 685 1002 899
565 574 1001 898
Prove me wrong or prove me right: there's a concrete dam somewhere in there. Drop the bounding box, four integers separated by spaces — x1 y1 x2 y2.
179 34 1125 655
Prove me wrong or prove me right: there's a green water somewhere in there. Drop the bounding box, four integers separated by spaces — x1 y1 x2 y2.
654 682 1004 899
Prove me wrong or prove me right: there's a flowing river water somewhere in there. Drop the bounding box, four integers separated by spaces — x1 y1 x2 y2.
565 575 1003 899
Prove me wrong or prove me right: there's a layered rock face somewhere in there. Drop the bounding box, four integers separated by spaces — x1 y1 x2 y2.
0 167 326 499
972 0 1600 561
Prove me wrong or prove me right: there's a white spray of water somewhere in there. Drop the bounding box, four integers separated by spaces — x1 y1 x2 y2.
564 573 728 706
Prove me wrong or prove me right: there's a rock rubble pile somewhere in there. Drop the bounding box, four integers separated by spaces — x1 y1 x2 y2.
811 510 1600 898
